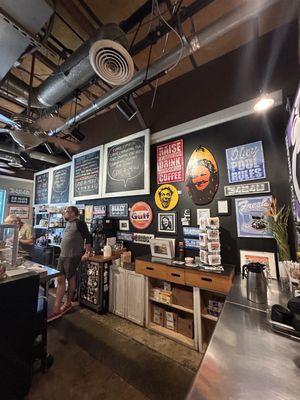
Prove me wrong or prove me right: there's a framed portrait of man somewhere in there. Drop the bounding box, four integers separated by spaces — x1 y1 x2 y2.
158 212 177 234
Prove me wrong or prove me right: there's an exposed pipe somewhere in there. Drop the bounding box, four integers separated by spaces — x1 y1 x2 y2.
50 0 279 135
0 23 129 108
0 144 67 165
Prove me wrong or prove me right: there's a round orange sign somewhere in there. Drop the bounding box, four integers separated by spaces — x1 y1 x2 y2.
130 202 153 230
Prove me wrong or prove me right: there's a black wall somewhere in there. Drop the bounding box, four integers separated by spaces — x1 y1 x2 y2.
79 105 293 268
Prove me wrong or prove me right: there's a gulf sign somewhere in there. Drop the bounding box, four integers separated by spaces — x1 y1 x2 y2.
130 201 153 230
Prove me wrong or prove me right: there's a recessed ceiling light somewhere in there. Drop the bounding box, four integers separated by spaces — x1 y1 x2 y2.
253 95 275 112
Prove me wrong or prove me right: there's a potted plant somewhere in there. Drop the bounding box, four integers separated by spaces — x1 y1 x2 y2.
265 197 291 261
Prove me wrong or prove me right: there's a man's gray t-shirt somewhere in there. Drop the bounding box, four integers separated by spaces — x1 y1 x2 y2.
60 220 84 257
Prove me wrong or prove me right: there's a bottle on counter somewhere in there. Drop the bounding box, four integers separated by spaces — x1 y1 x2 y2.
178 241 185 261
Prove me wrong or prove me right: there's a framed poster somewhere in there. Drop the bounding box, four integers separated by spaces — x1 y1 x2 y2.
93 205 106 217
50 162 71 205
235 196 273 238
217 199 230 216
158 212 177 234
196 208 210 225
240 250 277 279
285 84 300 222
119 220 129 231
102 129 150 198
71 145 103 201
157 139 184 184
226 141 266 183
34 169 51 205
133 232 155 245
8 205 29 220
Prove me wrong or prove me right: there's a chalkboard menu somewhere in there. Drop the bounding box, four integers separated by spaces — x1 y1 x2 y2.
34 171 50 205
103 129 150 197
51 163 71 204
72 146 103 200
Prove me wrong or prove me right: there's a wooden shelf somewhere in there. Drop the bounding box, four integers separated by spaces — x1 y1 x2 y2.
148 322 195 349
149 297 194 314
201 311 218 322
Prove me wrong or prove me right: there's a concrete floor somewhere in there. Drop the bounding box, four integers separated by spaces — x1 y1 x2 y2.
26 305 201 400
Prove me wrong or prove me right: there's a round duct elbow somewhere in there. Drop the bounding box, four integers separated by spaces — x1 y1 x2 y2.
89 39 134 86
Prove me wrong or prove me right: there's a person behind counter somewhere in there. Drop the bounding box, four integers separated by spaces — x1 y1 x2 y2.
48 206 92 322
4 214 34 253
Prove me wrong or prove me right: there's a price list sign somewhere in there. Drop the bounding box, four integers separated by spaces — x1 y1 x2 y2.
73 149 101 199
34 171 49 205
51 164 71 204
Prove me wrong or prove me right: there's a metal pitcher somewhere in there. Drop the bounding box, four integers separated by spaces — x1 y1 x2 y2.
242 262 268 304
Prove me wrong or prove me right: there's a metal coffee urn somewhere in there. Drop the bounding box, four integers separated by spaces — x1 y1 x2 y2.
242 262 268 304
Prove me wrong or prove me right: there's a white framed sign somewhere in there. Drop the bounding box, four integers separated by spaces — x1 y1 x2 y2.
240 250 277 279
33 168 52 205
50 162 71 206
71 145 103 201
102 129 150 198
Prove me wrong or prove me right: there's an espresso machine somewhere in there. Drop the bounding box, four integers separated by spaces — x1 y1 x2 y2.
91 217 117 255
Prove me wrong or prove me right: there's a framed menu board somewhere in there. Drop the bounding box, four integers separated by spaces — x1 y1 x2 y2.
102 129 150 198
71 145 103 201
34 169 50 205
50 162 71 205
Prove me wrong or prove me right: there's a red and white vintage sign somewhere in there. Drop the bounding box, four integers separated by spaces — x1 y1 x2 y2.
130 202 153 230
157 139 184 184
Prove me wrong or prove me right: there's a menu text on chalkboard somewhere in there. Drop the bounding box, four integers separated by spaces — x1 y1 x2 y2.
74 150 100 198
34 172 49 205
51 165 71 204
105 136 145 194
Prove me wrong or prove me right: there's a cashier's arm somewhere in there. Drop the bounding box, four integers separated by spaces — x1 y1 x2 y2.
19 237 34 246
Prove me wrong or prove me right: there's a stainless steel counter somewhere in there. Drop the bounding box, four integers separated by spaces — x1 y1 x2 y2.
187 275 300 400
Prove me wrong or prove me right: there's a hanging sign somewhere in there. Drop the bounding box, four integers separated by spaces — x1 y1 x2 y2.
184 238 200 249
157 139 184 184
155 184 179 211
102 129 150 197
235 196 273 238
8 195 30 205
226 141 266 183
93 205 106 217
34 170 50 205
50 163 71 204
117 231 133 242
224 181 270 197
185 146 219 205
108 204 128 218
9 188 30 196
130 201 153 230
8 205 29 220
133 232 155 245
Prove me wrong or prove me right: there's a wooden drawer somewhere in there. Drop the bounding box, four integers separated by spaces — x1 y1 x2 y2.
135 260 167 280
185 271 232 294
166 267 185 285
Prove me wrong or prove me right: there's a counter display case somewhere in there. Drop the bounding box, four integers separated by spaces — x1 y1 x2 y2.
0 224 19 269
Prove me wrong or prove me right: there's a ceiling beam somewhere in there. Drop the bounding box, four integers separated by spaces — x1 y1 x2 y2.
60 0 97 37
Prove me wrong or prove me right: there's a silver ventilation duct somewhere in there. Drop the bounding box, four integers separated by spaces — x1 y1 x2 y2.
0 23 130 108
50 0 279 135
0 144 67 165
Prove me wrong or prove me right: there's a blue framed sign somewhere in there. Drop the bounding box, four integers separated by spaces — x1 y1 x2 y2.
226 141 266 183
235 196 273 238
183 227 200 237
184 238 200 249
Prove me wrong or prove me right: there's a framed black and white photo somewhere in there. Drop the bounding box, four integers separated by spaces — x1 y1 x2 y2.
158 212 177 234
197 208 210 225
119 220 129 231
102 129 150 198
150 238 173 259
217 199 230 215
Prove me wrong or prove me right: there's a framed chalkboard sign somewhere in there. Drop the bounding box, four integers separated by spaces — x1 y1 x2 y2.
102 129 150 198
50 162 71 205
34 169 51 205
71 145 103 201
